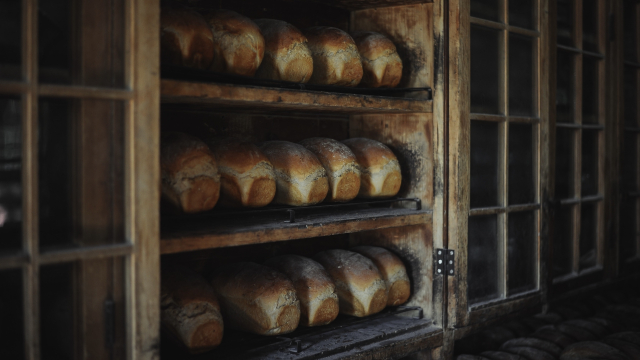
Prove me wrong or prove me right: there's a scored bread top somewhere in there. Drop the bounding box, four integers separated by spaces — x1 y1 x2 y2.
350 31 399 63
299 137 359 177
350 246 408 286
341 138 399 174
313 249 387 298
264 254 337 302
259 141 327 182
203 10 262 37
209 140 273 175
160 8 214 69
304 26 360 56
161 132 218 179
161 265 220 308
254 19 309 57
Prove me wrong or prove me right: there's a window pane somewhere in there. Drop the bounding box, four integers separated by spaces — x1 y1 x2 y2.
553 205 574 277
471 0 501 22
471 121 500 208
624 68 637 127
557 0 574 47
508 211 536 294
41 258 126 360
620 197 638 261
509 34 535 117
509 123 535 205
0 0 21 80
623 133 638 192
624 1 638 62
555 128 575 199
582 1 599 53
468 215 500 304
509 0 534 29
39 98 125 251
556 49 575 123
582 56 600 124
0 97 22 253
579 202 597 270
0 269 24 359
581 130 599 196
471 25 501 115
38 0 125 86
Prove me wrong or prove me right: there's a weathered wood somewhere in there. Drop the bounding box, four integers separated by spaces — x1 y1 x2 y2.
161 79 432 114
305 0 433 12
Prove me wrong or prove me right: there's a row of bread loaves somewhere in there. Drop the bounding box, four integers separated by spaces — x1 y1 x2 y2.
161 8 403 87
160 246 410 353
161 133 402 213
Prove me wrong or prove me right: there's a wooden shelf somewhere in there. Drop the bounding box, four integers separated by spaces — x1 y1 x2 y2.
305 0 433 11
161 207 431 254
161 79 432 114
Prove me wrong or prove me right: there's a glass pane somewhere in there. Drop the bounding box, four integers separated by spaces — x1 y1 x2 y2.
39 98 125 251
582 56 600 124
509 123 535 205
624 68 638 127
38 0 125 86
471 25 501 115
553 205 574 277
509 0 534 29
41 258 126 360
508 211 536 294
624 1 638 62
468 215 500 304
471 0 501 22
0 97 22 253
579 202 597 270
0 0 21 80
582 1 599 53
555 128 575 199
623 133 638 192
0 269 24 359
581 130 599 196
620 197 638 261
556 49 575 123
509 34 535 116
471 121 500 208
557 0 574 47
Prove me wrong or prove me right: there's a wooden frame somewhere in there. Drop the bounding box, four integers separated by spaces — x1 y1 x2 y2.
449 0 551 332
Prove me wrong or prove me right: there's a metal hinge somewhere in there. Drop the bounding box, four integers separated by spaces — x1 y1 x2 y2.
436 249 455 276
104 298 115 351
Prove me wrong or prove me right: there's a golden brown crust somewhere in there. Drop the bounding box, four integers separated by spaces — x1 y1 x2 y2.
254 19 313 83
303 27 363 86
350 246 411 306
210 262 300 335
313 249 388 317
350 31 402 88
161 8 214 69
202 10 264 76
342 138 402 198
161 266 223 354
161 132 220 213
300 137 361 202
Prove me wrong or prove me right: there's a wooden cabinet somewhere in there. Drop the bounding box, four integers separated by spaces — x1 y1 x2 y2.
0 0 638 359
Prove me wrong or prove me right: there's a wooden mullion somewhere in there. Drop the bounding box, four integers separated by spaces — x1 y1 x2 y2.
0 253 30 271
500 119 508 297
596 0 606 268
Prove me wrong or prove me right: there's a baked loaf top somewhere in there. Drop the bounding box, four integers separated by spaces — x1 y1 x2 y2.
299 137 359 176
160 8 214 69
210 140 273 175
303 26 363 86
265 254 337 305
350 246 408 285
202 10 264 76
259 141 327 182
341 138 400 174
254 19 309 58
161 132 218 180
350 31 399 64
350 31 402 88
304 26 360 56
162 265 220 306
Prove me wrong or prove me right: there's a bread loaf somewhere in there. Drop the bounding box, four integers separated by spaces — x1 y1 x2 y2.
313 249 387 317
350 246 410 306
210 262 300 335
559 341 630 360
501 338 562 357
342 138 402 198
161 8 214 69
161 266 223 354
350 31 402 88
299 137 360 202
481 351 526 360
264 255 339 327
202 10 264 76
209 140 276 207
254 19 313 83
259 141 329 206
303 27 363 86
161 132 220 213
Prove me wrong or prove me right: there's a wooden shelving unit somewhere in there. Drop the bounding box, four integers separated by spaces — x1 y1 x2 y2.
161 79 432 114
